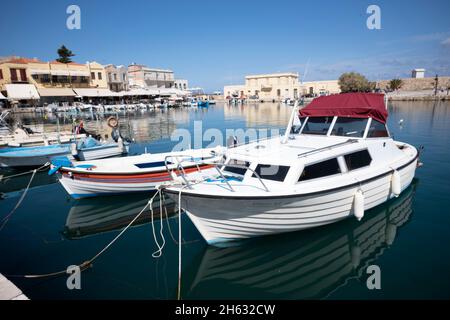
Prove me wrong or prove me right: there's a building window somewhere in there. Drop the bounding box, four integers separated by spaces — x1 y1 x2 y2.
113 73 117 81
98 72 102 80
10 68 17 81
344 150 372 171
0 69 3 80
122 74 126 81
252 164 290 182
298 158 341 182
91 72 95 80
19 69 27 81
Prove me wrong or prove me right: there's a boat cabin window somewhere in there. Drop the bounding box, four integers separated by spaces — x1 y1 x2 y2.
301 117 333 135
331 117 368 138
367 119 389 138
344 150 372 171
252 164 290 182
298 158 341 182
223 160 250 176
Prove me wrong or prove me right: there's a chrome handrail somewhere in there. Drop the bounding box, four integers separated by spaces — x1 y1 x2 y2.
297 139 358 158
163 154 270 192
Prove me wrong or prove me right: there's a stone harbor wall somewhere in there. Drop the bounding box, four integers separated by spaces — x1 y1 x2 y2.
378 77 450 91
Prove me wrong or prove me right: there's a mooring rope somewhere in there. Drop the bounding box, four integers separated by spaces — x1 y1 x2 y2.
0 162 50 182
0 169 38 231
6 199 153 279
149 189 166 258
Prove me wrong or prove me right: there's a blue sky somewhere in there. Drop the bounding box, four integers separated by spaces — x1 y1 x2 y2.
1 0 449 92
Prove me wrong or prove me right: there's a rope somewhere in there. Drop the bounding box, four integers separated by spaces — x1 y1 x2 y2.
0 162 50 182
149 190 166 258
6 199 152 279
0 169 37 231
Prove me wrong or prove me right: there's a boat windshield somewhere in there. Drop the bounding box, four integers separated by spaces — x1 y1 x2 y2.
330 117 368 138
301 117 333 135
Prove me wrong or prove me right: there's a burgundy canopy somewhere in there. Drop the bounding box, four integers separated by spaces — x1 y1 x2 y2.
299 93 388 124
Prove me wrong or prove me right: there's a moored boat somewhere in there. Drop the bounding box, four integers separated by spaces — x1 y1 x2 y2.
52 146 226 199
164 93 421 245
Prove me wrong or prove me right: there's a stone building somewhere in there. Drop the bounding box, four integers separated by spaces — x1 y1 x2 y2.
128 64 174 89
105 64 129 92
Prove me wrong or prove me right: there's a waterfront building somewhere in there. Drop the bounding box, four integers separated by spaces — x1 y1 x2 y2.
174 79 188 91
223 72 340 101
105 64 129 92
87 61 108 89
412 68 426 78
128 64 174 89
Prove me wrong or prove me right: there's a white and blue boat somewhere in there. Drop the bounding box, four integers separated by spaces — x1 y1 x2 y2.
0 137 129 168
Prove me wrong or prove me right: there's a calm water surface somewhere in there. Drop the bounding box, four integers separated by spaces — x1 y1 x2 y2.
0 101 449 299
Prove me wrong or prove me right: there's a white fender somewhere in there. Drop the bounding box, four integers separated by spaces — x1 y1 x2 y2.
385 223 397 245
351 245 361 269
391 170 401 197
170 171 185 184
118 137 124 153
70 142 78 156
353 189 364 221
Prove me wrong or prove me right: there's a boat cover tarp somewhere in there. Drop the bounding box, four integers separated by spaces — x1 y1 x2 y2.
299 93 388 124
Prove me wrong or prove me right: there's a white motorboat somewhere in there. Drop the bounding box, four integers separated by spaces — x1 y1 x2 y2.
164 93 420 245
51 146 226 199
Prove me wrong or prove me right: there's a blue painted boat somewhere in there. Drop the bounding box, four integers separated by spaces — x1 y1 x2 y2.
197 101 209 108
0 137 129 168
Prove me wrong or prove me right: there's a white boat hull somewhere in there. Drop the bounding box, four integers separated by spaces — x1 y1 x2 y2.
166 158 417 245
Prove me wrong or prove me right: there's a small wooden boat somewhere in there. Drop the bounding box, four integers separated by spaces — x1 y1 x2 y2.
0 137 129 168
51 147 225 199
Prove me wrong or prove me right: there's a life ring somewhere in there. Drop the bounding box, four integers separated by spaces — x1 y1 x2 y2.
107 116 119 128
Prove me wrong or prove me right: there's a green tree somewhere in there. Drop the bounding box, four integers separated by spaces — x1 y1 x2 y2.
338 72 373 93
388 78 403 91
56 45 75 63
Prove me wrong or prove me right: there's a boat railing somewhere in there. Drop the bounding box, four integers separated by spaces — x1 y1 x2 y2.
163 155 270 192
297 139 358 158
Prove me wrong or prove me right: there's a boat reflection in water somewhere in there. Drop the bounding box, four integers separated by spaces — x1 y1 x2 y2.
63 193 176 240
183 180 418 299
0 169 58 195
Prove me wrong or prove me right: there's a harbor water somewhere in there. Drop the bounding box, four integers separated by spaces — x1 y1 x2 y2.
0 101 449 299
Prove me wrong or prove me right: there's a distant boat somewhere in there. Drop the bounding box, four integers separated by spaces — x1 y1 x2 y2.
197 101 209 108
0 137 129 168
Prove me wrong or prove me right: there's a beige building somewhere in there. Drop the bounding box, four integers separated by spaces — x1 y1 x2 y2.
224 72 340 101
128 64 174 89
87 61 108 88
0 57 109 103
105 64 129 92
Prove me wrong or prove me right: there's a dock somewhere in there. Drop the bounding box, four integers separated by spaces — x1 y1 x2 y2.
0 274 28 300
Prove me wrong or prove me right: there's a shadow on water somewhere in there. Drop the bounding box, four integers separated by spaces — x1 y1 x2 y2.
181 179 419 299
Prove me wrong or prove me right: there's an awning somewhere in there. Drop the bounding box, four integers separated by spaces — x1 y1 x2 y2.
68 70 90 77
37 88 76 97
122 89 159 96
0 92 7 99
29 69 50 75
50 70 70 76
299 93 388 124
73 88 117 97
5 84 40 100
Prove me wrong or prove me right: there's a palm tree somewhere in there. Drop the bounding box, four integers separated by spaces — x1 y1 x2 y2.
388 79 403 91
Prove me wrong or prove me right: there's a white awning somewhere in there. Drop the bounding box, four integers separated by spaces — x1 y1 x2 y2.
50 70 70 76
37 88 76 97
122 89 159 96
5 84 40 100
68 70 90 77
29 69 50 75
73 88 117 97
